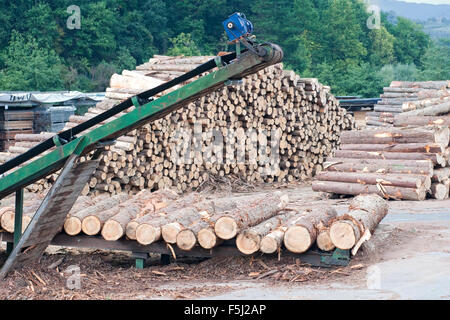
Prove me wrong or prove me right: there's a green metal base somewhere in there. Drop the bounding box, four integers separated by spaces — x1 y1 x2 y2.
6 243 13 256
135 258 145 269
320 248 350 267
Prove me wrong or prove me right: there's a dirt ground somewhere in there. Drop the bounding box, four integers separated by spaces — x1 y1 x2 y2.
0 182 449 300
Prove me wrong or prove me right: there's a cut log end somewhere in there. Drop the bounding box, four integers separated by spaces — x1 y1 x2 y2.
136 224 160 245
1 211 15 233
214 216 238 240
260 235 279 254
176 229 197 251
330 221 357 250
81 216 101 236
125 221 139 240
236 231 260 255
101 220 124 241
283 225 312 253
64 217 82 236
197 228 218 249
161 222 183 244
316 230 335 251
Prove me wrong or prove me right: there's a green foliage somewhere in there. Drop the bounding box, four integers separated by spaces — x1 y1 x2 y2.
377 64 419 87
167 33 201 57
386 17 430 67
0 0 444 96
0 31 64 91
368 27 395 66
419 42 450 80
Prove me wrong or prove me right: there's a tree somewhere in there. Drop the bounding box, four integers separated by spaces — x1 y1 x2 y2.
368 26 395 66
167 33 201 56
22 3 60 52
387 17 430 67
377 64 419 88
0 31 64 91
419 41 450 80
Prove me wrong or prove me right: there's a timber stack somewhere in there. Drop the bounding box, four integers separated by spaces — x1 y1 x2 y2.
312 125 450 200
0 55 354 196
0 190 389 256
366 80 450 128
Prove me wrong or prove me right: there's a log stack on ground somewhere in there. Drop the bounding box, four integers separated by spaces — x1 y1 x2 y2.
1 55 354 196
367 81 450 128
312 126 450 200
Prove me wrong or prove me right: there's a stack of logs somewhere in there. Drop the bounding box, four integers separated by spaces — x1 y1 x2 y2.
312 125 450 200
366 81 450 128
0 190 389 256
0 55 354 196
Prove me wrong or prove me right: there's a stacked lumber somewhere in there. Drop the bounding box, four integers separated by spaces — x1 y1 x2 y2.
367 81 450 127
312 126 450 200
0 109 34 151
1 55 354 196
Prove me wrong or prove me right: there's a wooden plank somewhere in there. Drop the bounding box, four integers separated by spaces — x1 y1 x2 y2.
0 156 99 278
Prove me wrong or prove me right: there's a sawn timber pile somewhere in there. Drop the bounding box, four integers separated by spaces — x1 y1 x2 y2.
0 190 389 257
312 125 450 200
0 55 354 196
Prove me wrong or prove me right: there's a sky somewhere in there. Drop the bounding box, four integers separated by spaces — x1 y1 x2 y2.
398 0 450 4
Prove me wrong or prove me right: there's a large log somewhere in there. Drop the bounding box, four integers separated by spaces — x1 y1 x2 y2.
339 127 449 146
402 96 450 112
312 180 426 200
323 161 433 175
339 143 445 154
214 192 289 240
283 206 337 253
316 171 431 189
329 194 389 250
394 115 450 128
397 100 450 117
333 150 446 166
327 158 434 169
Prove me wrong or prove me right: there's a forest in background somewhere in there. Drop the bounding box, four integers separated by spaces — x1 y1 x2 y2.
0 0 448 97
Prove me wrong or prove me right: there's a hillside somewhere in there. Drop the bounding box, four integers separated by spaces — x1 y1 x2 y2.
373 0 450 20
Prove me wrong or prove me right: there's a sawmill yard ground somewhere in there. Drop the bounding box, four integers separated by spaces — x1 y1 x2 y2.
0 182 449 300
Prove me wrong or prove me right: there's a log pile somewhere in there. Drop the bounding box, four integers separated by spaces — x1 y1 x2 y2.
312 126 450 200
0 55 354 196
0 191 389 258
367 81 450 128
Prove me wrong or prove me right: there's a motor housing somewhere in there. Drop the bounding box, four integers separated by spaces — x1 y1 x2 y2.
223 12 253 42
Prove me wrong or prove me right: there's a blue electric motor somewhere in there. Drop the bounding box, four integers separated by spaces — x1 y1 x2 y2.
223 12 254 42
